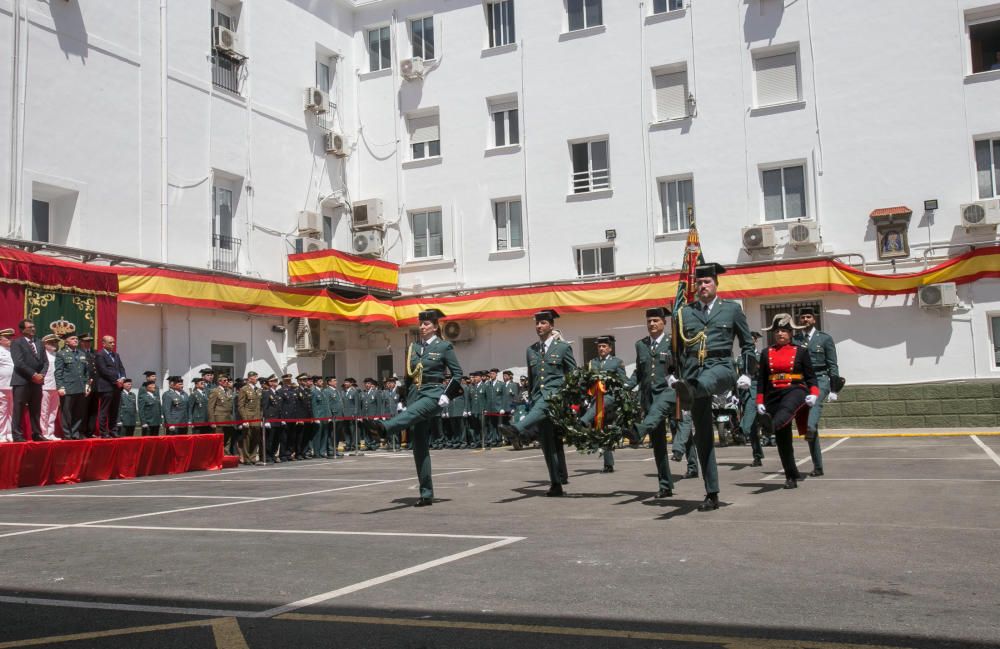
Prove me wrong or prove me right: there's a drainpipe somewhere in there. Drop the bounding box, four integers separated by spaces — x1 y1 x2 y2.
160 0 169 262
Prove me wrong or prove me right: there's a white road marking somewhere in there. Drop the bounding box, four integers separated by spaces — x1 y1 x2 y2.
0 494 251 500
762 436 848 481
970 435 1000 469
77 524 512 540
501 454 544 462
0 595 252 619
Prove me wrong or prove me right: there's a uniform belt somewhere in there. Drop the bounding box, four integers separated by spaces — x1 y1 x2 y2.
769 373 803 381
705 350 732 359
813 366 829 373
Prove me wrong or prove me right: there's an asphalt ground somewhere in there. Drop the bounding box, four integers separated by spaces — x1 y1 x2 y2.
0 432 998 649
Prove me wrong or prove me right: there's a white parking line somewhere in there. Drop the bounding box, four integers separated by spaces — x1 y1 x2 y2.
0 494 250 500
762 436 848 481
970 435 1000 469
501 454 544 462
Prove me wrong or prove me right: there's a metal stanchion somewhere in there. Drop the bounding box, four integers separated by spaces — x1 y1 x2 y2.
349 417 364 456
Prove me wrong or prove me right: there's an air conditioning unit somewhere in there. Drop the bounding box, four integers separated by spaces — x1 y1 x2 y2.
352 229 384 257
297 210 322 235
442 320 477 343
304 87 329 114
293 236 327 254
352 198 385 230
400 57 425 80
788 220 820 247
742 224 775 250
959 200 1000 228
917 282 958 309
293 317 322 353
324 131 348 157
212 26 238 54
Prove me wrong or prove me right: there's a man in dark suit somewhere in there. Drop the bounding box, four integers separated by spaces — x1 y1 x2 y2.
94 335 126 438
10 319 48 442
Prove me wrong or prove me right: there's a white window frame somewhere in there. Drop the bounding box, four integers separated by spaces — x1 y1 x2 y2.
658 176 694 234
575 245 615 278
212 183 235 245
408 111 441 161
493 198 523 251
567 0 602 32
760 163 808 222
211 2 238 30
989 312 1000 369
211 343 236 377
489 98 519 148
485 0 515 48
752 47 801 108
653 0 685 14
367 25 391 72
966 12 1000 75
975 137 1000 199
316 59 332 93
652 65 690 122
409 15 435 60
570 138 610 194
409 209 444 260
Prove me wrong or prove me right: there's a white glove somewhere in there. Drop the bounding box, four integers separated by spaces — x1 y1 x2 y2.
236 424 243 430
666 375 678 388
499 409 506 415
736 374 751 390
756 404 767 416
438 394 450 407
805 394 818 407
264 422 271 429
396 402 404 412
141 424 148 429
442 412 449 418
464 411 470 417
827 392 838 402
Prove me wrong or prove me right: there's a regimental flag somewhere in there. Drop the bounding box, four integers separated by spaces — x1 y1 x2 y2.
25 288 97 345
287 248 399 291
671 210 704 366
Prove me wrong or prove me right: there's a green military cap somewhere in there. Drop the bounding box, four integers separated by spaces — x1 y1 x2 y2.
246 371 258 378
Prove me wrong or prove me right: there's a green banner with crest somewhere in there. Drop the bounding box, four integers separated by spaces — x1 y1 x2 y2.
25 288 96 343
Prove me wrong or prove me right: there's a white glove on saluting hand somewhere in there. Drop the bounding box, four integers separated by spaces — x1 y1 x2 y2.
827 392 839 402
736 374 752 390
805 394 818 407
397 402 404 412
666 375 678 388
756 404 767 416
438 394 450 407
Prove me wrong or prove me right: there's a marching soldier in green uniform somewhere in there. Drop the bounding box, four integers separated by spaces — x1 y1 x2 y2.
188 377 210 434
54 333 91 440
795 307 840 477
674 263 755 512
626 308 684 497
580 335 626 473
310 376 332 458
161 375 190 434
500 310 576 497
371 309 463 507
138 379 163 436
117 378 138 436
324 376 344 456
237 371 263 464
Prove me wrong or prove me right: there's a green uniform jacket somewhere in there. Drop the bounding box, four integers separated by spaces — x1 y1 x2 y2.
504 380 518 411
468 382 483 415
489 380 506 413
188 389 209 424
325 386 344 416
54 348 91 395
312 385 332 418
118 390 138 426
361 388 379 418
448 390 466 417
403 337 463 400
342 387 359 417
526 338 577 402
162 389 190 425
626 336 675 408
794 329 839 379
677 299 755 381
208 387 235 423
238 384 262 421
590 355 627 380
138 390 163 426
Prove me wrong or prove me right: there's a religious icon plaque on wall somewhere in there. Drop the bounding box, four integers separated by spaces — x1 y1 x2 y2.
876 226 910 260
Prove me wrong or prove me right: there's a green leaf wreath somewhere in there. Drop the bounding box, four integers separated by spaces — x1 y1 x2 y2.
546 367 641 454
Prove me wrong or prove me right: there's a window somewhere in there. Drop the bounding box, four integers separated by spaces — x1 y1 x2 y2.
377 353 395 381
991 315 1000 367
411 210 443 259
316 60 331 92
212 183 239 272
486 0 515 48
762 164 806 222
31 199 49 243
975 138 1000 199
210 6 243 94
408 113 441 160
969 17 1000 74
659 178 693 233
211 343 235 378
571 139 610 193
322 214 333 247
576 245 615 277
368 26 391 72
490 99 519 147
494 199 523 250
653 0 684 13
653 68 689 121
753 50 800 107
410 16 435 59
568 0 602 31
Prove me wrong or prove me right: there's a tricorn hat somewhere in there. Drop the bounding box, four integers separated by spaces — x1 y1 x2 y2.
694 262 727 280
534 309 559 323
167 375 183 384
595 335 616 345
762 313 805 332
798 307 817 317
645 307 671 319
418 308 446 322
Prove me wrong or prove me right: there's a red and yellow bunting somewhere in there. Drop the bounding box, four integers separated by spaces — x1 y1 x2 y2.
2 244 997 325
287 248 399 291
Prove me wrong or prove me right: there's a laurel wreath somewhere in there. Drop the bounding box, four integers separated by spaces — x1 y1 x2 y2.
546 367 641 454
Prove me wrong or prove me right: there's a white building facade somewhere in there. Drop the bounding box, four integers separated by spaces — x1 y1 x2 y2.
2 0 1000 391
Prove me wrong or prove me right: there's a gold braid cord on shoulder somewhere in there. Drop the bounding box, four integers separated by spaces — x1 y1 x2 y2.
677 306 708 365
405 343 424 387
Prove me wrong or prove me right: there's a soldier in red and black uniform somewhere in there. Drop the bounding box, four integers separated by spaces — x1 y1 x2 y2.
756 313 820 490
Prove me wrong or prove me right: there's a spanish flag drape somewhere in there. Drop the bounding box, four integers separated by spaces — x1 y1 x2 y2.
1 245 997 326
287 248 399 291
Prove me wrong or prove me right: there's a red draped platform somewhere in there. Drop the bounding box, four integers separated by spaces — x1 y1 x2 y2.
0 435 224 489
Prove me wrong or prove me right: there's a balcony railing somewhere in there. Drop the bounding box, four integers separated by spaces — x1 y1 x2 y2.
572 168 611 194
212 234 241 273
212 54 242 94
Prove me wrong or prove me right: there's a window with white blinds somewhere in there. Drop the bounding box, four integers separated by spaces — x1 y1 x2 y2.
654 70 688 121
753 51 800 107
408 114 441 159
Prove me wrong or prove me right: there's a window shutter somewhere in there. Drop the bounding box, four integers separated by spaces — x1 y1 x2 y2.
754 52 798 107
654 71 687 120
409 116 440 144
